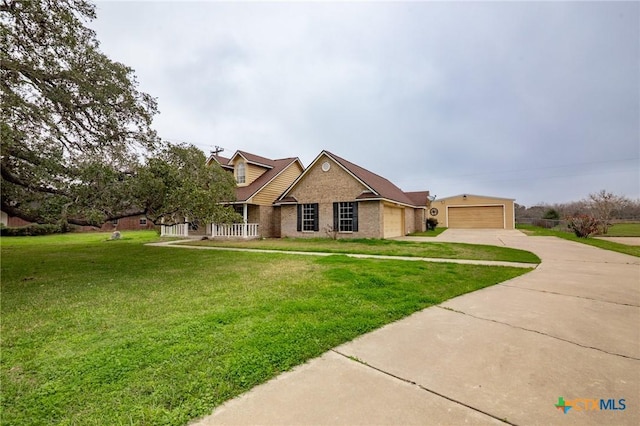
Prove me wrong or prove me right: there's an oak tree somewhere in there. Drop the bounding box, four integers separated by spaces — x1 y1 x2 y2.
1 0 158 226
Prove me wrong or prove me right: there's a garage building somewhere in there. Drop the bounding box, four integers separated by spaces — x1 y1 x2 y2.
427 194 515 230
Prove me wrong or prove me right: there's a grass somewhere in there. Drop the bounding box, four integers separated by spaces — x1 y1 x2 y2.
1 231 531 425
517 224 640 257
408 227 448 237
603 223 640 237
180 237 541 264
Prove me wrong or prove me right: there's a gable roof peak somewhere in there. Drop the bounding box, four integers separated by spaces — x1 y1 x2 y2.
280 149 425 208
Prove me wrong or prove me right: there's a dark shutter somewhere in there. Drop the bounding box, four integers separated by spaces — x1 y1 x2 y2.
352 202 358 232
333 202 339 231
297 204 302 232
313 203 319 231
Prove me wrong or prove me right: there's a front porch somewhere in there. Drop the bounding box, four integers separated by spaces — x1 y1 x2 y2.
209 223 259 238
160 222 259 238
159 203 262 239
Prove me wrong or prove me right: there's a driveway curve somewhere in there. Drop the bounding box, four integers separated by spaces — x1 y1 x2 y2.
194 230 640 426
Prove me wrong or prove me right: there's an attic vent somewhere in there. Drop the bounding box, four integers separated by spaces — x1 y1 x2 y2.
321 161 331 172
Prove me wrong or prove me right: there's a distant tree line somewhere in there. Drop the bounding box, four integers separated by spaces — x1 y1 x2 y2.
515 190 640 237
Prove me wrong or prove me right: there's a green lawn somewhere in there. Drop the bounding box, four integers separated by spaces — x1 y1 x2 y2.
408 227 448 237
181 237 541 264
604 223 640 237
1 231 531 425
517 224 640 257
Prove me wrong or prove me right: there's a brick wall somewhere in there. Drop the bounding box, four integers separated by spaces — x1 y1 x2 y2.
405 208 426 234
258 205 275 238
99 215 156 232
1 212 156 232
280 155 386 239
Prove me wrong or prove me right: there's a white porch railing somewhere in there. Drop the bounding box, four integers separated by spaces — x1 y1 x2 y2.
211 223 259 238
160 223 189 237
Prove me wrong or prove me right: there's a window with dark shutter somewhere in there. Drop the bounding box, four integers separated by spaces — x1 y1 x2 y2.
334 202 358 232
313 203 319 231
352 202 358 232
299 203 319 232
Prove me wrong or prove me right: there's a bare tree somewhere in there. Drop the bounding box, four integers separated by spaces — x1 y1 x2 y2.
587 190 629 234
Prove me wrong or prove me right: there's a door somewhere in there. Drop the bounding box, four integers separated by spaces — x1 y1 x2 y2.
448 206 504 229
383 205 404 238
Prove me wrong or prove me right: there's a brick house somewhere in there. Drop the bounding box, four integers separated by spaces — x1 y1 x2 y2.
214 150 304 238
1 209 155 231
4 149 428 240
161 150 304 238
274 150 429 238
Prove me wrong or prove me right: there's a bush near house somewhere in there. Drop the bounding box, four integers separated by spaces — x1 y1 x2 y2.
0 223 64 236
566 214 601 238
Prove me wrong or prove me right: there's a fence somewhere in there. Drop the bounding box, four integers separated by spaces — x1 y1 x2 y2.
211 223 259 238
160 223 189 237
517 218 567 229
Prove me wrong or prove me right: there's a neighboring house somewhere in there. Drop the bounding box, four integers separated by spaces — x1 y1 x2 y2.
162 150 305 238
427 194 516 229
0 210 155 231
1 211 31 227
274 150 429 239
97 215 156 232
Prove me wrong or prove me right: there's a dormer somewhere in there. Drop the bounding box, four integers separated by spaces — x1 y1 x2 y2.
229 151 275 187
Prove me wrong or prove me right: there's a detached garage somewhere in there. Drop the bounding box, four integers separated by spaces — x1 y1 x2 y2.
427 194 515 229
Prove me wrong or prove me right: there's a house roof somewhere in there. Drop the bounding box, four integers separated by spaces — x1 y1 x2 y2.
206 154 233 170
207 150 302 203
436 193 515 202
277 150 426 208
325 151 422 207
235 157 302 202
230 150 275 169
405 191 431 207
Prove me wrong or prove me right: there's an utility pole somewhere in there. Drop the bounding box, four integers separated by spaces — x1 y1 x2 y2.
212 146 224 156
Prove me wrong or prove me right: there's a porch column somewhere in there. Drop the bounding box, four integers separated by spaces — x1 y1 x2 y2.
243 204 248 238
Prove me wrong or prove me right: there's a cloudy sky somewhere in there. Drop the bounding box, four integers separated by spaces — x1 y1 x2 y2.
91 0 639 206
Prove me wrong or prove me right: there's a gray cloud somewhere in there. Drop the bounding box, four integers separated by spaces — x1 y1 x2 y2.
92 0 639 206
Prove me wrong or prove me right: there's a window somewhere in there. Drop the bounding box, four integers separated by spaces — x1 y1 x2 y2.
333 202 358 233
139 218 147 226
111 219 119 225
297 203 318 232
236 162 245 184
302 204 316 231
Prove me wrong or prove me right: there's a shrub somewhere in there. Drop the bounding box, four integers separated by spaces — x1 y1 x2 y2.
543 208 560 220
566 214 600 238
426 218 438 231
0 223 63 236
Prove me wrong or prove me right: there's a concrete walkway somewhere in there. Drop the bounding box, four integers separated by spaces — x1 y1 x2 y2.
147 239 537 268
594 236 640 246
192 230 639 425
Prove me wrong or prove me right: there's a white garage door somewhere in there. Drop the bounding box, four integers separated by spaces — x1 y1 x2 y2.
383 205 404 238
448 206 504 229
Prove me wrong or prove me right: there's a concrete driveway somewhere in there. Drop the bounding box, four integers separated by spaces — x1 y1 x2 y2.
194 230 640 425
